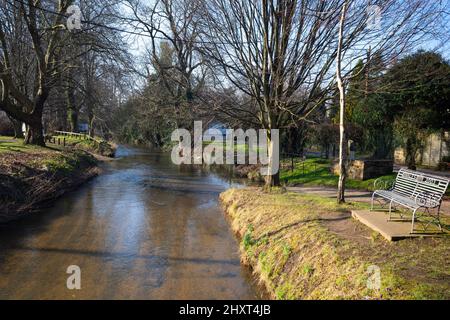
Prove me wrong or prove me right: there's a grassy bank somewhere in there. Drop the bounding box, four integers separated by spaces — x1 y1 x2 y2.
220 188 450 300
0 137 99 222
52 135 116 158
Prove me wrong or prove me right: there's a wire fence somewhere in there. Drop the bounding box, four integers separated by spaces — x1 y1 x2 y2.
280 152 323 175
45 131 101 148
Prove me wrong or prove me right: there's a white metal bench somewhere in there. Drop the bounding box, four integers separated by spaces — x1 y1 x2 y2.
371 168 449 233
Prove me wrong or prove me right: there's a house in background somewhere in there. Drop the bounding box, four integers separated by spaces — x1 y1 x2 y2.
78 123 89 133
203 122 230 141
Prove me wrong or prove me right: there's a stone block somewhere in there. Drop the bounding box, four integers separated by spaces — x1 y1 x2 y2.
331 159 393 180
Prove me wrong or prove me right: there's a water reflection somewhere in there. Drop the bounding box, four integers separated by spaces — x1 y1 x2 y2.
0 146 261 299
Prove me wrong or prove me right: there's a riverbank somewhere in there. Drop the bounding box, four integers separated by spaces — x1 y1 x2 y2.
0 137 100 223
52 134 117 157
220 188 450 300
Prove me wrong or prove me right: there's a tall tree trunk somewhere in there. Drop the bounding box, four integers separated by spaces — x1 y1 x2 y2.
439 129 444 163
85 78 95 137
88 112 95 137
23 88 49 146
67 107 78 132
265 171 280 187
264 128 280 187
373 125 393 159
7 116 24 139
24 114 45 146
66 78 78 132
405 137 417 170
336 1 348 204
1 101 45 145
86 97 95 137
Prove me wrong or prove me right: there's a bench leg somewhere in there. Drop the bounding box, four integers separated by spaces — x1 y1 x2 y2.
410 208 418 234
436 205 443 232
388 200 394 221
370 193 375 211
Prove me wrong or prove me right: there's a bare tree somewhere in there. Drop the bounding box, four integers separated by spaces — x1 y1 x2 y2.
199 0 447 187
124 0 207 129
77 0 131 137
0 0 75 145
0 0 128 144
336 0 348 203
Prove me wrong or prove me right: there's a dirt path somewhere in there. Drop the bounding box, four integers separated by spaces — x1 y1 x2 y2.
287 186 450 216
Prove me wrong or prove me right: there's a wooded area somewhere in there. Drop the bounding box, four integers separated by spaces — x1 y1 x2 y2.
1 0 449 193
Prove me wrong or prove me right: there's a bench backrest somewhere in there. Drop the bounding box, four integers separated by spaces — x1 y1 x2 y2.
393 169 449 203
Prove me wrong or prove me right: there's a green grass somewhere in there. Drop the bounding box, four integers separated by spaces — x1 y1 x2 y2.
52 135 100 147
280 157 397 191
0 135 99 155
203 141 261 152
51 135 115 157
0 136 97 171
0 136 45 154
220 188 450 300
41 150 97 174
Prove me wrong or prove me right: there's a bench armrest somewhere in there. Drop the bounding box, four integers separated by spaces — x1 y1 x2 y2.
414 192 441 208
373 178 395 191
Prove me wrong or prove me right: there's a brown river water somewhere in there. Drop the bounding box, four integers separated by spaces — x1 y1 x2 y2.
0 146 262 299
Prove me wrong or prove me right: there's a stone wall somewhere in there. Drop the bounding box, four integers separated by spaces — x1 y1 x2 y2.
395 132 449 167
332 159 394 180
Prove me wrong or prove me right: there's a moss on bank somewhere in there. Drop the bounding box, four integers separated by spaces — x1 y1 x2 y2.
220 188 450 300
52 135 116 158
0 138 99 222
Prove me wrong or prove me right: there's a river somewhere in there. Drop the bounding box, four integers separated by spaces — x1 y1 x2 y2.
0 146 262 299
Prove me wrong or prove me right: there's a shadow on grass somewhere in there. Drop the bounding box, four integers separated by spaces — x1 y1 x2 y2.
256 215 350 242
280 157 398 191
0 137 62 154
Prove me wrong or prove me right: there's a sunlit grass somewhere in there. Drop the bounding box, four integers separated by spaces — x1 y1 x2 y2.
203 140 261 152
220 188 450 300
0 136 44 154
41 150 97 173
280 157 397 191
52 134 103 144
0 135 97 177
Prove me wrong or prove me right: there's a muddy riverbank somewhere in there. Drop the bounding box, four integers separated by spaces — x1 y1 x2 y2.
0 147 99 223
